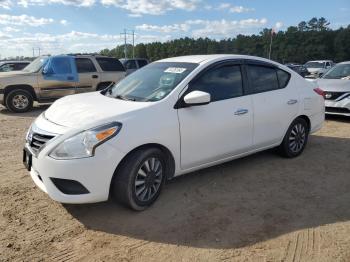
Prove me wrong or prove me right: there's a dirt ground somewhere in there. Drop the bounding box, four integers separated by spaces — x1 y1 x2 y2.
0 104 350 262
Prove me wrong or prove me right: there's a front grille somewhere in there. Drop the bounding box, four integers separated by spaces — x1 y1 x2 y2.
29 133 55 154
324 92 349 101
326 107 350 114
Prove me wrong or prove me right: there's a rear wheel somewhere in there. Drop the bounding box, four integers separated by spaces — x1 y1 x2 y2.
5 89 33 113
112 148 166 211
279 118 309 158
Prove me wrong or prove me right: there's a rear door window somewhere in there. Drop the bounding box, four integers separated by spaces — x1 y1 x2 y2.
75 58 97 73
246 65 279 93
96 57 125 72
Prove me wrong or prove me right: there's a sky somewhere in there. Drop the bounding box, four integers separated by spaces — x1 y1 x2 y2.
0 0 349 58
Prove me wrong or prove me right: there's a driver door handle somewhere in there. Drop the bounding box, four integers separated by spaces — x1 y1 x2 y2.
92 75 99 79
234 109 249 116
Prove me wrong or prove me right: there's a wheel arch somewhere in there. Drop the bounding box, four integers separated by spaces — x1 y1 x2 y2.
4 85 37 100
109 143 176 196
296 115 311 132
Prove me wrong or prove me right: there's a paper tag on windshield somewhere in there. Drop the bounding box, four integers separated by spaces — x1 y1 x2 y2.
164 67 187 74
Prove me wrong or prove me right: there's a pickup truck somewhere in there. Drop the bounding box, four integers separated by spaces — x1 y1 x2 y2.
0 55 125 112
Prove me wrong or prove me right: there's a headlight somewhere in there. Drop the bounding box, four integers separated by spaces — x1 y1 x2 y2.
49 122 122 160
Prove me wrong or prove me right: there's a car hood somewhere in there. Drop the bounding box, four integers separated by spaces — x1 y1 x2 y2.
44 92 152 128
316 78 350 92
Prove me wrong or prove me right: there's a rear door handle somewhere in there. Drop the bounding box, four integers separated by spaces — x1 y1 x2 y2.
234 109 249 116
92 75 99 79
287 99 298 105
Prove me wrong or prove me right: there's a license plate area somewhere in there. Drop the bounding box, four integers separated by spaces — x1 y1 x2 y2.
23 148 32 171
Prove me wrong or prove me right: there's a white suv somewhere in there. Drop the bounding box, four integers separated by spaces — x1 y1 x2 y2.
24 55 325 210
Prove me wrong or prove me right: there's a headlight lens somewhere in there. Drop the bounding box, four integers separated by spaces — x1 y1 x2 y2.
49 122 122 160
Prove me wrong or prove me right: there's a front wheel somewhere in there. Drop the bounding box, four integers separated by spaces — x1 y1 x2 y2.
5 89 33 113
112 148 166 211
279 118 309 158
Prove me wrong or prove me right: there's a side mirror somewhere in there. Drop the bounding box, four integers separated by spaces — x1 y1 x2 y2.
184 91 210 106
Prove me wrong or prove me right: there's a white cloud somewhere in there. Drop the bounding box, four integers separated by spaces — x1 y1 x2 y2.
217 3 254 13
0 31 12 40
136 23 190 33
0 0 12 9
60 19 68 25
3 0 200 16
137 18 268 38
101 0 200 16
17 0 96 8
275 22 283 30
3 26 20 32
0 30 171 57
190 19 267 38
0 14 54 26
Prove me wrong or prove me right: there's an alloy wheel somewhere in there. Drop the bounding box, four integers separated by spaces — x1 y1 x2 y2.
289 123 306 153
134 157 163 202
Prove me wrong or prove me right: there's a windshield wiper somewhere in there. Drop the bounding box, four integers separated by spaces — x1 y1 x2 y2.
115 95 136 101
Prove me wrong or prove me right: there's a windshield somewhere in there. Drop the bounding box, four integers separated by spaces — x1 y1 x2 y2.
322 64 350 79
23 56 49 73
305 62 324 69
107 62 198 102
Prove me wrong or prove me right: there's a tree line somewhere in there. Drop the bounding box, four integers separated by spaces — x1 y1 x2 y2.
100 18 350 64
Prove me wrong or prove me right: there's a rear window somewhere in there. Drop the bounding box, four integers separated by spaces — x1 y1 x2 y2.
96 57 125 72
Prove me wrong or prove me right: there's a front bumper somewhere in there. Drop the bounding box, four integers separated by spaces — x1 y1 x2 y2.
25 142 125 204
325 97 350 116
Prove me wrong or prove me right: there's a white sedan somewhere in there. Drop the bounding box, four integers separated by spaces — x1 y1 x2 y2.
23 55 325 210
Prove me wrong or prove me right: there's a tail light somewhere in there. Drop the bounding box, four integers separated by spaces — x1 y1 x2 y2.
314 87 325 98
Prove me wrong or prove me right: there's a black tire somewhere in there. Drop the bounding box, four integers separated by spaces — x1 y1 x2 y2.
112 148 166 211
5 89 33 113
279 118 309 158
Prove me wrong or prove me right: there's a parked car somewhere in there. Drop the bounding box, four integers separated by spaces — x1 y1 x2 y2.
120 58 149 75
0 55 125 113
0 61 30 72
285 63 309 77
315 61 350 116
304 60 334 78
23 55 324 210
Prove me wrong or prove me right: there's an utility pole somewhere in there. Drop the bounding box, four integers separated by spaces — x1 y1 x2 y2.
268 28 274 60
132 30 135 58
120 29 136 59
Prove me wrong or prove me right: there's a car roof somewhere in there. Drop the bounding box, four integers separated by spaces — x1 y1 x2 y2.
157 54 280 65
337 61 350 65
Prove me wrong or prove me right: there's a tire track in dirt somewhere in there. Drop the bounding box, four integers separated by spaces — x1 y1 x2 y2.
282 228 321 262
